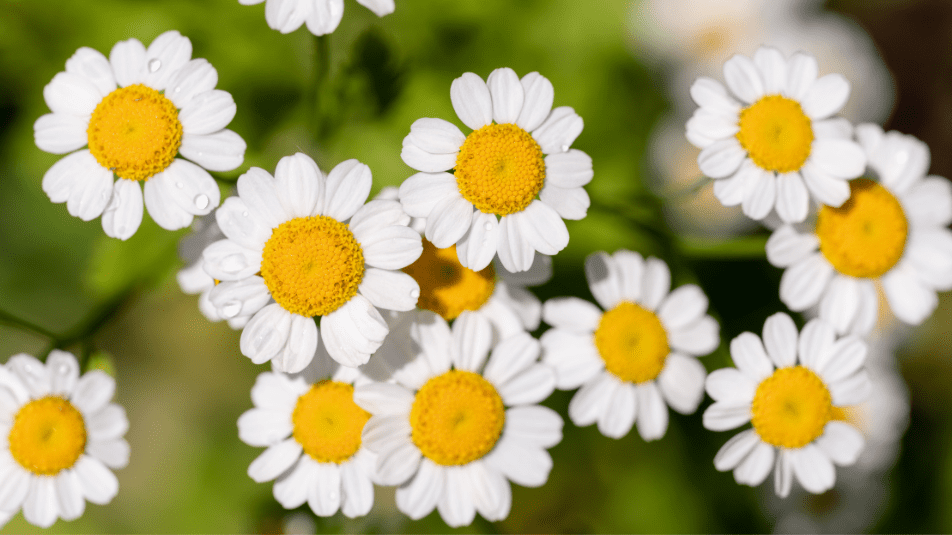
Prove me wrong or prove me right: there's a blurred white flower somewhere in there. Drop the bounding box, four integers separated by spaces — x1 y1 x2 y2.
239 0 395 36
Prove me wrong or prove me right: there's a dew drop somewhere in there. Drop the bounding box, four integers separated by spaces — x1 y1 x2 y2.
148 58 162 72
175 182 184 189
483 222 493 231
241 210 250 217
197 151 204 157
410 288 420 299
560 144 570 152
58 363 71 375
328 491 338 501
220 301 242 318
221 254 247 273
173 86 182 93
194 194 210 210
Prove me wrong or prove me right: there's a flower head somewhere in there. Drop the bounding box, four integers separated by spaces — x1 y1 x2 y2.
239 0 395 36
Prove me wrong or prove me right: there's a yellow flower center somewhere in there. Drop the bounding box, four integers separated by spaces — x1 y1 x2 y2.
735 95 813 173
87 84 183 181
291 381 370 464
260 216 365 317
410 370 505 466
455 123 545 216
402 239 496 320
594 301 670 384
816 179 908 279
751 366 832 449
8 396 87 476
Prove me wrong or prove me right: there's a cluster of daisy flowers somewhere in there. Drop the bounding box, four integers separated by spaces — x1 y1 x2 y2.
11 5 945 530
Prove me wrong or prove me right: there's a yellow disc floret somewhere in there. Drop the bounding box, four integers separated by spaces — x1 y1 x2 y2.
594 301 670 384
402 239 496 320
410 370 505 466
455 123 545 216
751 366 832 449
8 396 87 476
87 84 183 181
736 95 814 173
816 179 908 279
292 381 370 464
261 216 365 317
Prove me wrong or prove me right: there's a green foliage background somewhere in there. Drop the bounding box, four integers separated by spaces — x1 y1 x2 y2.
0 0 949 532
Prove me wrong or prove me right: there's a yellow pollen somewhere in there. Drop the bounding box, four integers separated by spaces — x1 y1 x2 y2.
261 216 365 317
736 95 813 173
455 123 545 216
816 179 908 279
8 396 87 476
594 301 670 384
751 366 832 449
402 239 495 320
291 381 370 464
87 84 182 181
410 370 505 466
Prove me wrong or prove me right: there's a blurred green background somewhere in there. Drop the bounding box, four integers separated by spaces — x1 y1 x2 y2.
0 0 950 532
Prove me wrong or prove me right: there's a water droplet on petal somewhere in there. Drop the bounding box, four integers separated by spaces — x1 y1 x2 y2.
173 86 182 93
58 363 70 375
221 254 247 273
175 182 184 189
560 144 570 152
197 151 204 157
241 210 250 217
220 301 242 318
194 194 209 210
148 58 162 72
328 491 338 501
483 222 493 231
410 288 420 299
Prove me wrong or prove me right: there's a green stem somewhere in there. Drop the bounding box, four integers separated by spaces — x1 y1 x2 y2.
0 309 59 340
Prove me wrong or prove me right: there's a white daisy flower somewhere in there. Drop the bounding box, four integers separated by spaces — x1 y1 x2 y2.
0 351 129 528
399 67 593 273
34 30 246 240
176 214 251 330
703 313 871 497
766 124 952 335
239 0 395 36
541 250 719 441
238 339 378 519
353 311 562 527
201 152 423 371
686 46 867 223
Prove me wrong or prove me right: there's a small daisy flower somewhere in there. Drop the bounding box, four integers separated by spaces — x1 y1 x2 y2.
767 124 952 335
239 0 395 36
202 153 423 371
0 351 129 528
399 68 593 273
704 313 871 497
353 311 562 527
686 46 866 223
34 30 246 240
176 213 251 329
238 340 377 519
541 250 719 441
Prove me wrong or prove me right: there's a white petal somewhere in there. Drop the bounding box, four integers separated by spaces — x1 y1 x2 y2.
798 318 836 370
359 269 419 312
7 354 51 398
398 172 459 218
71 370 114 415
303 0 344 35
657 354 706 414
483 437 552 488
179 89 236 135
154 158 221 217
532 106 583 154
635 382 668 441
308 463 342 516
829 370 872 406
713 429 760 471
519 200 569 255
52 152 113 221
698 138 745 179
496 214 534 272
451 311 492 372
658 284 708 332
237 408 292 447
248 439 302 482
801 74 850 120
237 166 286 228
395 458 443 520
86 438 129 470
354 383 414 416
541 297 601 333
208 276 270 320
504 405 563 449
425 196 473 248
359 224 423 270
568 372 617 426
86 403 128 442
271 315 319 374
240 304 293 365
882 262 939 325
753 46 787 95
668 315 719 356
498 364 555 406
74 456 118 505
456 212 499 271
437 467 477 528
597 382 636 439
540 329 603 390
215 196 271 250
401 143 457 173
800 160 851 207
539 184 589 220
34 113 88 154
705 368 755 404
702 401 751 431
55 470 86 521
143 174 191 231
848 281 878 336
784 52 818 101
818 275 861 335
775 172 809 224
640 256 671 311
810 138 866 179
361 415 411 454
483 332 539 386
355 0 394 16
584 251 623 310
686 108 739 141
179 129 246 172
340 456 374 518
201 239 262 281
905 230 952 291
375 441 422 486
765 225 818 268
779 253 834 311
730 332 774 382
46 350 79 397
904 177 952 227
251 372 307 411
545 149 593 188
741 168 776 220
516 72 554 132
0 457 29 513
350 199 410 241
467 461 511 522
451 72 493 130
322 295 388 367
101 178 143 240
791 444 836 494
143 30 193 90
321 159 372 221
273 456 317 508
498 252 552 287
43 72 101 117
487 67 524 124
723 53 764 103
23 476 58 528
762 312 798 368
167 58 218 109
66 46 116 96
812 117 854 140
734 441 774 486
712 169 746 206
689 77 741 116
612 249 645 303
815 421 864 466
406 118 465 154
774 449 793 498
109 38 146 87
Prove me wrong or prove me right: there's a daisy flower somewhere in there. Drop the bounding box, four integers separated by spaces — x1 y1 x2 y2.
541 250 719 440
399 67 592 273
704 313 871 497
238 338 377 518
686 46 866 223
239 0 395 36
0 351 129 528
201 152 422 371
176 213 251 329
34 30 246 240
766 124 952 334
353 311 562 527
